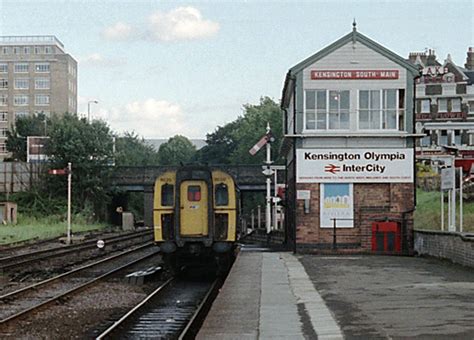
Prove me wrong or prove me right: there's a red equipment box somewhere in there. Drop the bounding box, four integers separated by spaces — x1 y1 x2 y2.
371 221 401 253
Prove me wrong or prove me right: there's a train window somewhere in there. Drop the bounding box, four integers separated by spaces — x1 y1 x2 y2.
188 186 201 201
161 184 174 206
215 183 229 206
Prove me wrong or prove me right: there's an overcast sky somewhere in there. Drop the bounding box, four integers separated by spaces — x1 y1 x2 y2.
1 0 472 139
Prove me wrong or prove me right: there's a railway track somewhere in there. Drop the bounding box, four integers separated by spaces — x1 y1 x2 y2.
96 276 219 339
0 229 153 273
0 243 160 330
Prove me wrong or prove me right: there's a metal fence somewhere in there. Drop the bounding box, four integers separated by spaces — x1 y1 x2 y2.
0 162 44 194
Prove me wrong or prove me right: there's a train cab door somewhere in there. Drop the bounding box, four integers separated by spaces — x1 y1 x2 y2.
179 181 209 236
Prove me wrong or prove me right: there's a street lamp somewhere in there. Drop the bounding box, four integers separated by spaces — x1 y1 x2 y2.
87 100 98 122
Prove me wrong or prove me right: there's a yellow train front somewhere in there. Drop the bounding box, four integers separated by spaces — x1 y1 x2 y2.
153 166 238 270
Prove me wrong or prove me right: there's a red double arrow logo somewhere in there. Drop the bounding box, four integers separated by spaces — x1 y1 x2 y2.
324 164 340 174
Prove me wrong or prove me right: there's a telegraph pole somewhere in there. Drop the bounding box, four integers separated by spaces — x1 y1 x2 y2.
67 162 72 244
265 124 272 234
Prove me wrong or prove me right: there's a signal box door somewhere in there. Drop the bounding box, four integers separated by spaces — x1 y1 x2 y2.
179 181 208 236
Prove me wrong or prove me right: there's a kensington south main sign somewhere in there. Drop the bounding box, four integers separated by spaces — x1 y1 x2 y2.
296 149 414 183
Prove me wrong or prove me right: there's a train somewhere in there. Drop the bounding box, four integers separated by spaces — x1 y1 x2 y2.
153 166 239 271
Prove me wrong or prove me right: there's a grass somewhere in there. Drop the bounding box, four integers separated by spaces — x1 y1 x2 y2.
415 189 474 232
0 214 109 245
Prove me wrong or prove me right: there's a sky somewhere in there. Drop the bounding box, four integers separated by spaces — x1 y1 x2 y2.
0 0 472 139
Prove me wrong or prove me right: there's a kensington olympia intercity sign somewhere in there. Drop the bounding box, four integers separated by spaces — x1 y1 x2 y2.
296 148 414 183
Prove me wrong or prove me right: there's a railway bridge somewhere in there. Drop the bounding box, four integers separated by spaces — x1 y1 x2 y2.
110 165 286 226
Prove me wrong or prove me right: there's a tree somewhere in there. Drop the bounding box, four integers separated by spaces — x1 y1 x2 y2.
157 135 196 165
194 120 241 164
197 97 283 165
6 113 49 161
46 113 114 211
230 96 283 164
114 132 159 166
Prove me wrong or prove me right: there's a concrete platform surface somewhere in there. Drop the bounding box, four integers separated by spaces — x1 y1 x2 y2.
198 252 474 339
197 251 342 339
299 255 474 339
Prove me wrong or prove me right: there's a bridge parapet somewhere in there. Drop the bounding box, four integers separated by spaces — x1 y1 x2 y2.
110 165 285 191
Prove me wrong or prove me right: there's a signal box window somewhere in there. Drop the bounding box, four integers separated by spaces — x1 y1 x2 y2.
161 183 174 206
188 186 201 201
215 183 229 206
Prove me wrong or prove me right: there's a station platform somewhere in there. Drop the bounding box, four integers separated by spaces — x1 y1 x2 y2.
198 248 474 339
197 248 343 339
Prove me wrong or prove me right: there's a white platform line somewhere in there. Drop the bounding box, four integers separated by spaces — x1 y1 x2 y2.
282 253 344 340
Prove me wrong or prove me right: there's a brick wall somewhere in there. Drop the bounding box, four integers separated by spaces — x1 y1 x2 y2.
295 182 415 253
414 230 474 268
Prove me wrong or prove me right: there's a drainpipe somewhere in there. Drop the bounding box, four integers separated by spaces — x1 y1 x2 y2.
292 76 297 253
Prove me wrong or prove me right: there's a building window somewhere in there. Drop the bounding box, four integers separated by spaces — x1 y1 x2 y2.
14 95 28 106
469 101 474 114
35 77 50 89
438 99 448 112
13 47 20 54
420 99 430 113
14 78 29 90
0 79 7 89
0 127 7 137
15 111 29 118
35 63 50 73
454 130 461 145
0 94 7 106
0 111 8 121
23 47 30 54
2 47 9 55
305 89 349 130
359 89 398 130
14 63 29 73
0 143 7 153
0 64 7 73
35 94 50 106
452 98 461 112
34 46 41 54
44 46 53 54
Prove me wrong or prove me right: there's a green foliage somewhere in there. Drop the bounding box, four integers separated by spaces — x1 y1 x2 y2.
415 189 474 232
0 213 108 245
45 113 114 211
416 161 437 177
6 113 49 161
5 189 66 217
114 132 160 166
195 97 283 165
158 135 197 165
194 120 240 164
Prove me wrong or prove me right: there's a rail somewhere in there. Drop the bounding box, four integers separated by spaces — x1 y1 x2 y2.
0 244 158 326
0 229 153 273
96 277 220 339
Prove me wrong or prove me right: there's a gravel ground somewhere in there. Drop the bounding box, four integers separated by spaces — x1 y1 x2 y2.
1 255 171 339
0 229 153 296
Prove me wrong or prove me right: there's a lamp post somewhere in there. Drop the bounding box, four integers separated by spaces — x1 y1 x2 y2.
87 100 98 122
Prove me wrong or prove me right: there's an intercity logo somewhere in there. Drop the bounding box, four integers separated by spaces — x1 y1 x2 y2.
324 164 340 174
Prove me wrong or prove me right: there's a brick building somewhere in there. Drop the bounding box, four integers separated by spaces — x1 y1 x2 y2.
0 36 77 157
411 48 474 153
280 24 419 254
